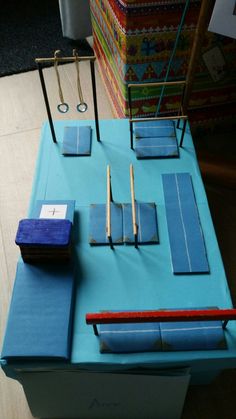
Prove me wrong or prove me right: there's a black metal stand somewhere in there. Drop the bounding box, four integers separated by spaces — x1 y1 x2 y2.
37 63 57 144
36 55 101 144
90 60 100 142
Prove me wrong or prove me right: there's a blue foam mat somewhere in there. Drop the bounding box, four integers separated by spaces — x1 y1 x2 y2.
162 173 209 274
62 126 92 156
89 203 123 245
123 202 159 244
1 261 75 360
134 120 175 138
99 317 226 353
135 136 179 159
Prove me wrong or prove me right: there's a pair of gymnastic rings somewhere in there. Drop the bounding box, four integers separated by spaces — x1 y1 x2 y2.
54 49 87 114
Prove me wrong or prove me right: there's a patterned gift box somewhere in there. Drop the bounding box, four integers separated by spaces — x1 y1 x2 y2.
90 0 236 123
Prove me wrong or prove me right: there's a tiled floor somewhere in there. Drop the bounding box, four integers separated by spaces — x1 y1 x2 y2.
0 61 235 419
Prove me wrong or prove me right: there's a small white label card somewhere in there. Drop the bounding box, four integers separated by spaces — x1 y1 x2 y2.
209 0 236 40
39 204 67 219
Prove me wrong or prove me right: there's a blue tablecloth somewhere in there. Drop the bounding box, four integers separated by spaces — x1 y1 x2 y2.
2 119 236 377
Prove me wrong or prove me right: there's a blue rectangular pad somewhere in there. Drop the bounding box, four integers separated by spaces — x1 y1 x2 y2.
62 126 92 155
160 320 226 351
135 136 179 159
89 203 123 245
123 202 159 244
1 261 75 360
162 173 209 274
134 120 175 138
99 318 226 353
15 219 72 247
100 321 162 353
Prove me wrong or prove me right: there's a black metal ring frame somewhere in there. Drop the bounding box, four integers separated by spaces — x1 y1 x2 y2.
35 55 100 144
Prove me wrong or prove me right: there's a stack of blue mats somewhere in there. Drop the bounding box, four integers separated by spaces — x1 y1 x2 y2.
134 120 179 159
99 311 226 353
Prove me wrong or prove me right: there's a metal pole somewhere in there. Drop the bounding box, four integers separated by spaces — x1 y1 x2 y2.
37 63 57 144
90 60 101 142
128 85 134 149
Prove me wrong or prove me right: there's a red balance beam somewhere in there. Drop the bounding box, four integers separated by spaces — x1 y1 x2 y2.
86 309 236 335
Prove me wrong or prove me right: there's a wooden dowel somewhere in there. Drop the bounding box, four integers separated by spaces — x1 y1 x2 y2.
128 86 134 149
106 165 113 249
182 0 215 113
130 164 138 246
35 56 96 63
128 80 186 89
86 308 236 326
130 115 188 123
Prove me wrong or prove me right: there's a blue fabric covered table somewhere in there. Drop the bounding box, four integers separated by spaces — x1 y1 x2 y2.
1 119 236 418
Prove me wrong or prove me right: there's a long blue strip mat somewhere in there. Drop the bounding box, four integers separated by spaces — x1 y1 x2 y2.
162 173 210 274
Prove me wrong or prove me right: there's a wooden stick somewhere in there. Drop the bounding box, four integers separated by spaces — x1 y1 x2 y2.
86 308 236 326
128 80 186 89
130 164 138 247
182 0 215 113
106 165 113 249
130 115 187 124
35 56 96 63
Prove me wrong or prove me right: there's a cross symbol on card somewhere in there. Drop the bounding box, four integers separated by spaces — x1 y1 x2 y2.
39 204 67 219
48 208 61 216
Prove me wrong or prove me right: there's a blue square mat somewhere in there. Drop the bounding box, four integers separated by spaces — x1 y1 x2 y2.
123 202 159 244
62 126 92 156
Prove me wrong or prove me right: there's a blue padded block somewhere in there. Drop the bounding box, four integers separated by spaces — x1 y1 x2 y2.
160 320 226 351
1 261 75 360
89 203 123 245
30 200 75 223
134 120 175 138
98 309 226 353
99 321 162 353
135 136 179 159
123 202 159 244
162 173 209 274
62 126 92 156
15 219 72 247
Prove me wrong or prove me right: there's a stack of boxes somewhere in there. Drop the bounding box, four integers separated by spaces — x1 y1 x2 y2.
90 0 236 125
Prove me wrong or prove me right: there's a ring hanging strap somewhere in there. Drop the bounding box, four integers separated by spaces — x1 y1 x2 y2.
73 49 88 113
54 50 69 113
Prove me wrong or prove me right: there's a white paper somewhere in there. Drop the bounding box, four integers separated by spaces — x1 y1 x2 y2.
202 46 227 82
21 369 191 419
208 0 236 40
39 204 67 219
